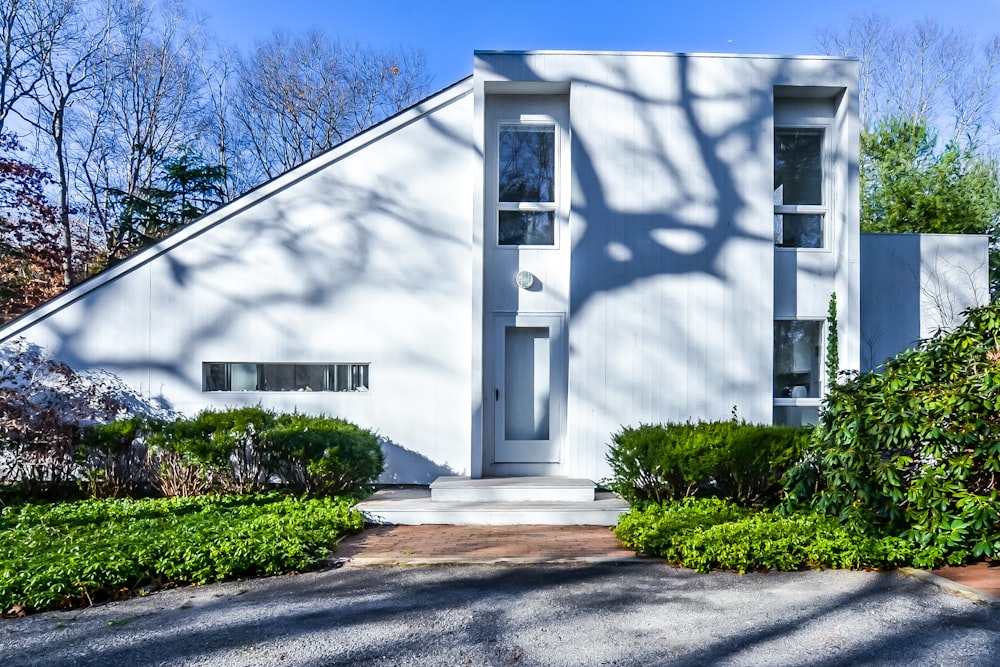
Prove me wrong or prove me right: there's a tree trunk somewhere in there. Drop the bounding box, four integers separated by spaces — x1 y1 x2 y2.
53 104 72 286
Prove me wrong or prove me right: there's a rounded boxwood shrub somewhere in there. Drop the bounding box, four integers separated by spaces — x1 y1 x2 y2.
81 408 384 498
606 420 811 507
79 416 156 498
143 407 278 496
266 414 384 496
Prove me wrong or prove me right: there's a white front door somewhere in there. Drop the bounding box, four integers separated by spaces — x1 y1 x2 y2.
493 313 566 465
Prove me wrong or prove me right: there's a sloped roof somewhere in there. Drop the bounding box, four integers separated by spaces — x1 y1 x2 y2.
0 76 473 342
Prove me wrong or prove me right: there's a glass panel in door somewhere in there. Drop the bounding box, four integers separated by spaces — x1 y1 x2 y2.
493 315 563 465
504 326 550 441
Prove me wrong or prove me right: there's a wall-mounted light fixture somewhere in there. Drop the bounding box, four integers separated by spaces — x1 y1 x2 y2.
515 270 536 290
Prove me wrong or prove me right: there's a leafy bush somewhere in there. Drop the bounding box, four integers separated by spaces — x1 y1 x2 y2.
616 498 919 573
0 341 384 500
606 420 811 506
0 493 364 614
0 338 175 497
145 417 215 498
267 414 384 495
783 303 1000 564
79 416 154 498
92 408 383 498
148 406 278 495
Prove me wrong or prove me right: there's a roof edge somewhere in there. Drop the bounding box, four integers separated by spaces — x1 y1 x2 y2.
474 49 856 62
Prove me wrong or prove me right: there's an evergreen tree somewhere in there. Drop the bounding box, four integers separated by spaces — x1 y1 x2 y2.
861 116 1000 236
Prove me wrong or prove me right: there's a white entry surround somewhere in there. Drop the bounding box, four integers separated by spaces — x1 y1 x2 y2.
479 93 572 476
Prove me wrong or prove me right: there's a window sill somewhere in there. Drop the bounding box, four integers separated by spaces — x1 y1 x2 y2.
773 398 822 406
774 246 831 253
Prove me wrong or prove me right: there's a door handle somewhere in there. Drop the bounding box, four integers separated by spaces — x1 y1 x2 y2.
496 388 499 401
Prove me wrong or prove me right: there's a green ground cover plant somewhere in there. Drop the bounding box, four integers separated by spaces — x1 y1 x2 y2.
615 498 919 573
0 493 364 614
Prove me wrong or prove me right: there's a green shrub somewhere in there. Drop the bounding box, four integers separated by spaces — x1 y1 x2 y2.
0 493 364 614
191 406 277 493
135 407 383 498
616 498 920 573
267 414 384 495
79 416 156 498
606 420 811 507
783 302 1000 564
145 417 219 497
145 407 278 495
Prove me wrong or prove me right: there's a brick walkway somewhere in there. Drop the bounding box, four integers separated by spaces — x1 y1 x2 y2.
335 524 1000 604
335 525 640 564
930 562 1000 600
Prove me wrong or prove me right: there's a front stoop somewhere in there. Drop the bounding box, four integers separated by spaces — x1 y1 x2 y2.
354 476 630 526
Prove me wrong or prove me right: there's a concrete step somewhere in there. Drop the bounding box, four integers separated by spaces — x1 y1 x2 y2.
354 487 629 526
429 475 596 503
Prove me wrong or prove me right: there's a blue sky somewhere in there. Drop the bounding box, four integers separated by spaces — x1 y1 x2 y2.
196 0 1000 87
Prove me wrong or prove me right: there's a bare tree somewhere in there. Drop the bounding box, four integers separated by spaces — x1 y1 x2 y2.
230 29 430 183
78 0 204 258
816 15 1000 150
24 0 110 285
0 0 69 136
198 43 253 199
5 0 431 286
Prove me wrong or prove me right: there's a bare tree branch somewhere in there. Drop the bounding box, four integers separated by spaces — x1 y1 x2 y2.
816 14 1000 151
230 30 430 182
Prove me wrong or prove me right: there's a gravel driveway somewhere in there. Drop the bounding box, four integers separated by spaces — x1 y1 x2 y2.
2 563 998 666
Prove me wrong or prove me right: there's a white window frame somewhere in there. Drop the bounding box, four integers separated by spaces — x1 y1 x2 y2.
772 316 825 413
495 114 562 250
774 125 831 252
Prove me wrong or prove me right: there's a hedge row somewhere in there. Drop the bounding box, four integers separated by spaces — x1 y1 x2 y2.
2 406 384 499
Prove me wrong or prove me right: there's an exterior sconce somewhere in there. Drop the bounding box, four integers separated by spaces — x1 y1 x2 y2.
515 270 536 290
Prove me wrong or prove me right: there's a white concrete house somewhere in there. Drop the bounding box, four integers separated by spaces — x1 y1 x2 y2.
0 51 988 502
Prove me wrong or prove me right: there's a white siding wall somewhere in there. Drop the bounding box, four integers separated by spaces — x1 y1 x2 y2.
3 86 476 484
475 52 859 480
860 233 989 371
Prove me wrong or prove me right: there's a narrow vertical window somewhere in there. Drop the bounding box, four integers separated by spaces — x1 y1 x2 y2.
773 320 823 426
498 124 557 246
774 129 825 248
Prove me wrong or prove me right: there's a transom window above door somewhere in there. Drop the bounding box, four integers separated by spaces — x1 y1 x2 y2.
497 123 557 246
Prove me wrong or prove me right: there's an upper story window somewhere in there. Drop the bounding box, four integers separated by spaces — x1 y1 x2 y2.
774 129 825 249
497 123 556 246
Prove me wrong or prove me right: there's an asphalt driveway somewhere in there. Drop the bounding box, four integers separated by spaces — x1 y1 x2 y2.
2 563 998 666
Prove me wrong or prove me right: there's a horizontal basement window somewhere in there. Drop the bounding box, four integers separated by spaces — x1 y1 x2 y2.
203 362 369 392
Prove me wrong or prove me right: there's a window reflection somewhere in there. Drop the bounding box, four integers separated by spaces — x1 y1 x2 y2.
499 211 554 246
499 125 555 203
202 363 370 392
774 130 822 205
773 320 822 398
774 214 823 248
